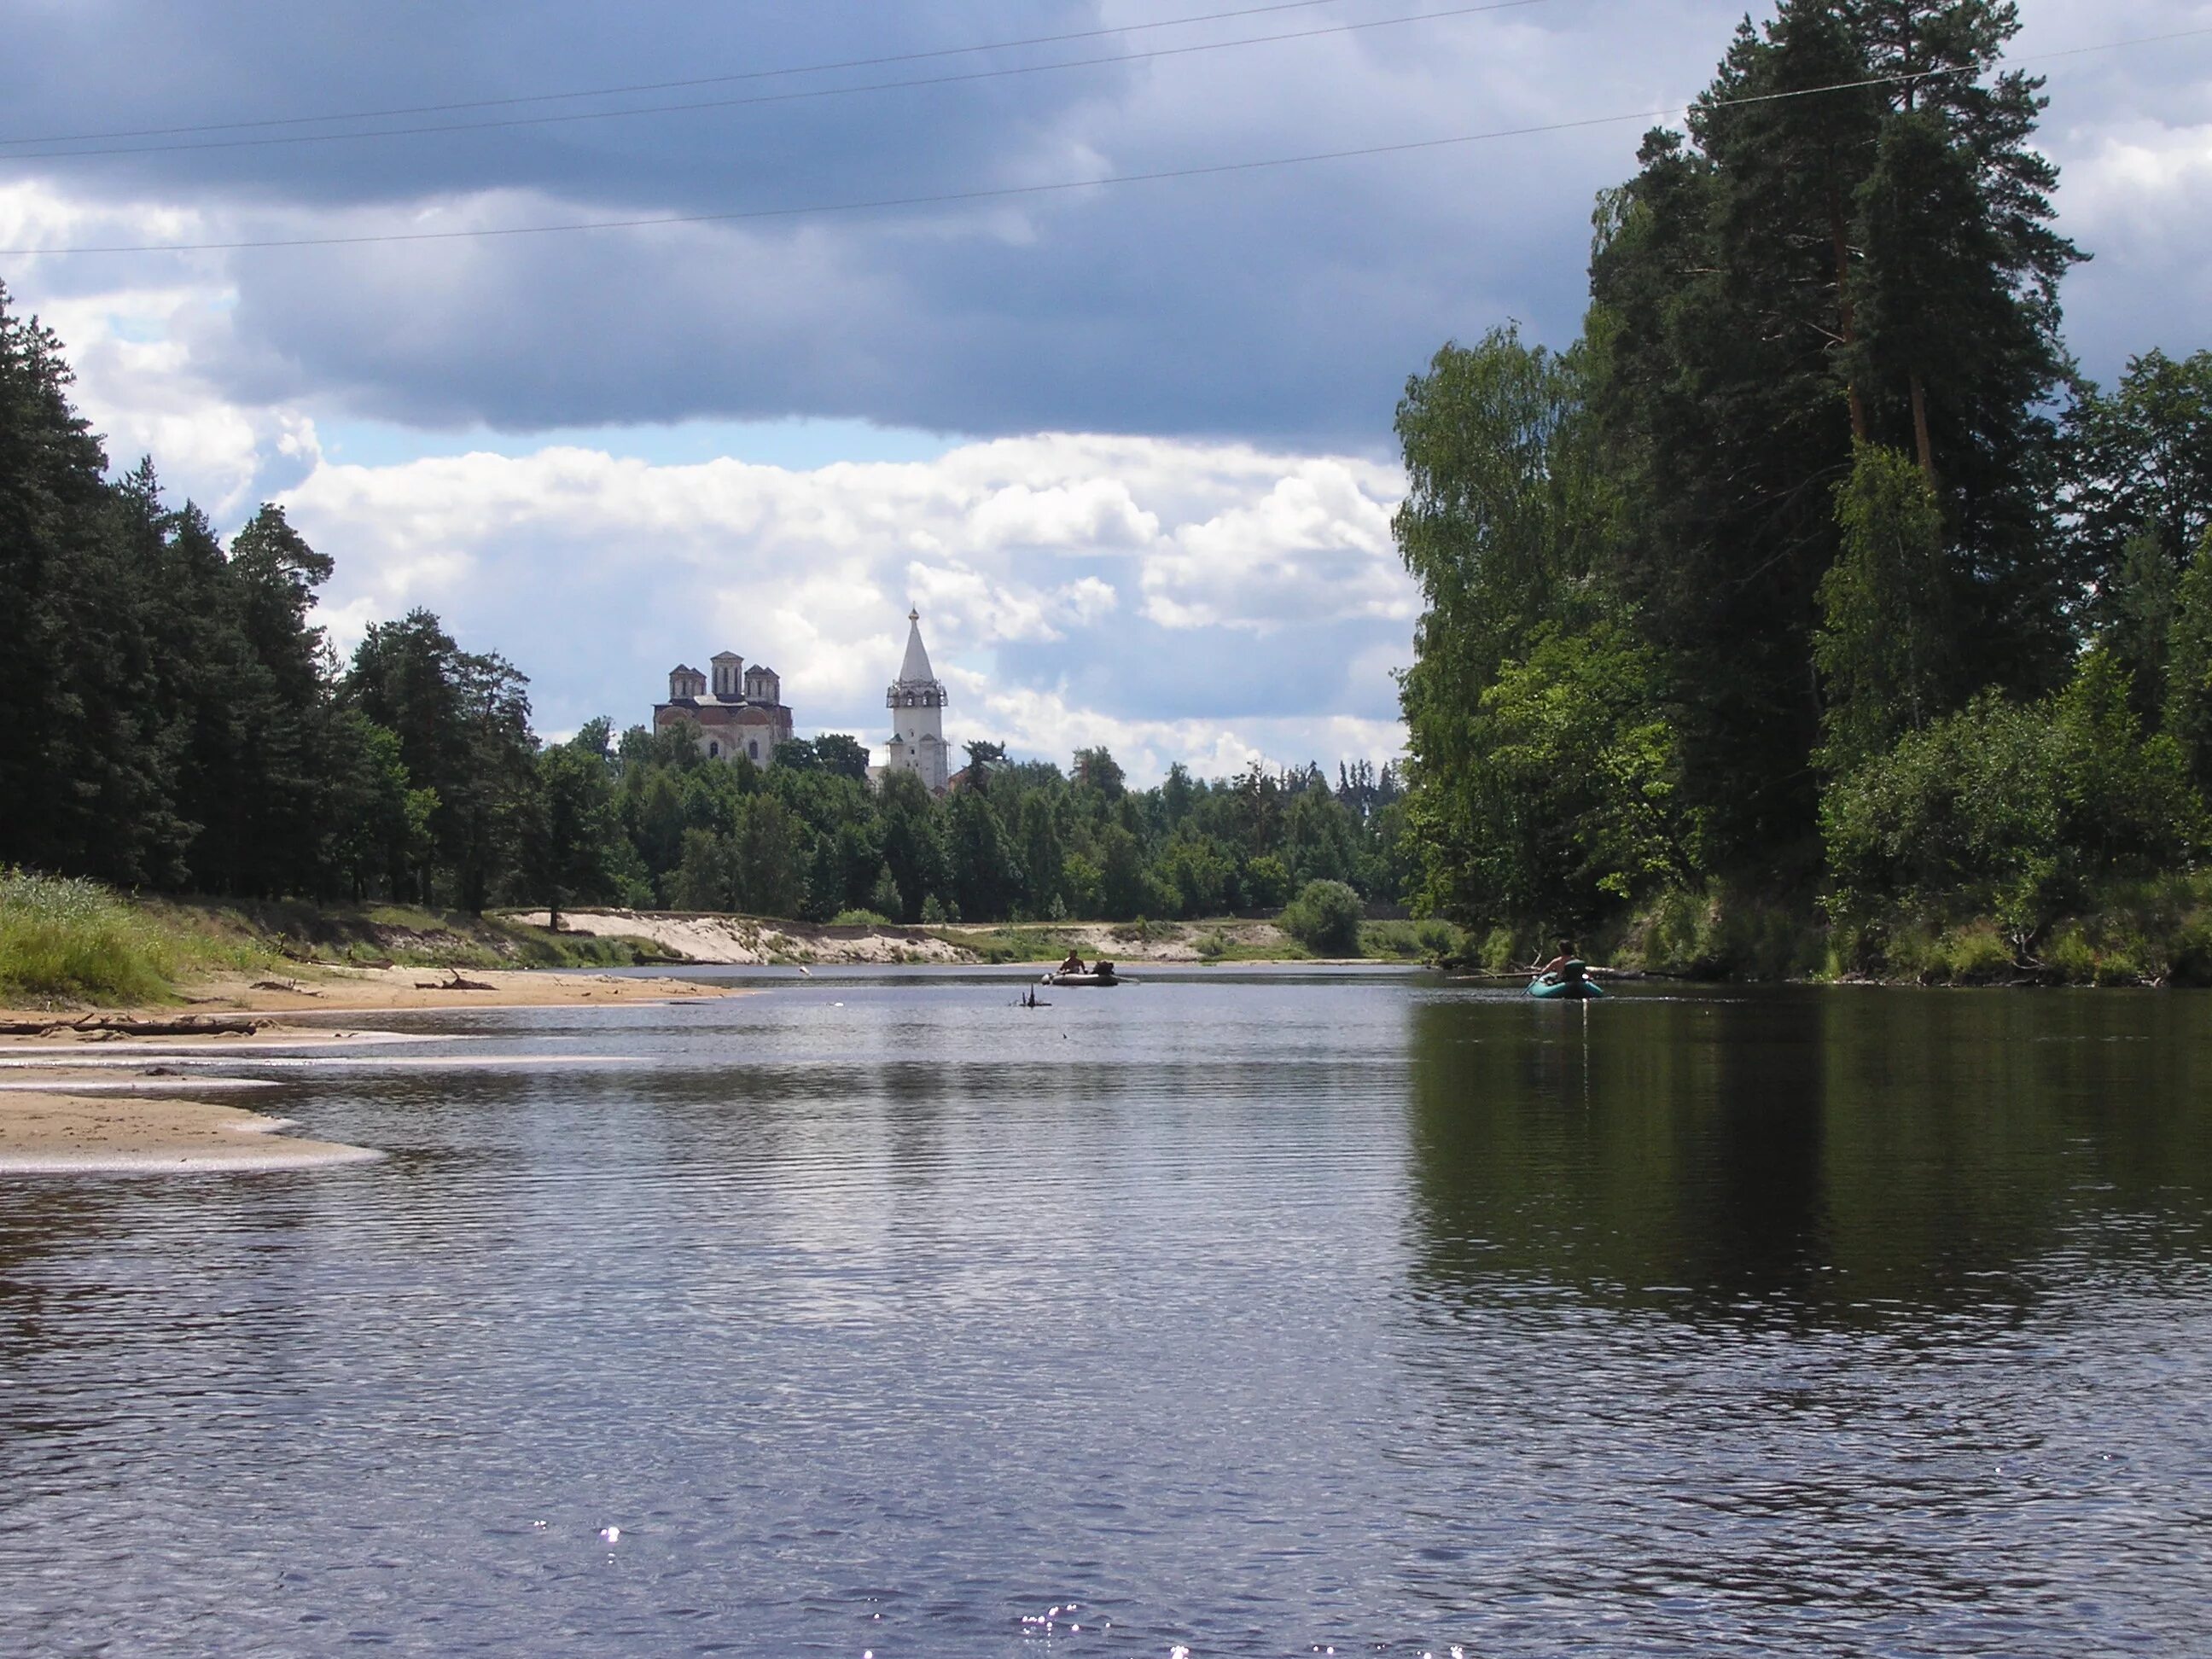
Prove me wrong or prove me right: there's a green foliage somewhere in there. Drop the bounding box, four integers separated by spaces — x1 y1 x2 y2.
2167 529 2212 792
1393 325 1617 692
1407 620 1697 929
345 608 538 912
1476 926 1520 975
2066 348 2212 591
1073 747 1126 799
2102 527 2181 719
1278 879 1365 957
1242 854 1289 910
1394 327 1693 929
1585 0 2075 864
1622 884 1830 981
947 786 1016 921
0 869 274 1004
667 828 736 913
1815 444 1953 771
525 735 622 927
829 908 892 928
1823 649 2206 941
0 870 178 1004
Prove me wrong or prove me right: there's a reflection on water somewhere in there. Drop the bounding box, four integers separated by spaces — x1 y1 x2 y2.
1 972 2208 1656
1407 988 2212 1318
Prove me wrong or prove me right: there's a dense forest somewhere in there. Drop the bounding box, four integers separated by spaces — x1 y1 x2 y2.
1395 0 2212 976
0 290 1405 926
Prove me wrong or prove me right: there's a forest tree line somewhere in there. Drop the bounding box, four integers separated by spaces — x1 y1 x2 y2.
0 288 1405 924
1394 0 2212 968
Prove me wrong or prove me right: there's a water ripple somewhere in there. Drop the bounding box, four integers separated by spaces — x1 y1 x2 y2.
2 976 2209 1655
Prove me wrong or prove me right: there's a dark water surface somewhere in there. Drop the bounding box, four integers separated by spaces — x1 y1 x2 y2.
3 972 2209 1656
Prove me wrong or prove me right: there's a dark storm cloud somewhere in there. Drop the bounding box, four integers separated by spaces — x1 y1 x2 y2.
6 0 2209 444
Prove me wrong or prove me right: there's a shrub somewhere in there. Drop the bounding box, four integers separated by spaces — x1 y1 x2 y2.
1823 649 2207 941
829 908 892 928
1932 923 2017 984
1279 880 1365 956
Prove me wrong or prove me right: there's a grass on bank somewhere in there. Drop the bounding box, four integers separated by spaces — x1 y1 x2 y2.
0 870 667 1008
0 869 276 1005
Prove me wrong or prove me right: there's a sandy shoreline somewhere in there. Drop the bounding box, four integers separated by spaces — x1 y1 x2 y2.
170 962 746 1016
0 1090 383 1174
0 963 744 1174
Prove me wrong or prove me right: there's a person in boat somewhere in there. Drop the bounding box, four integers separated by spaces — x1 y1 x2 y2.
1536 939 1586 988
1057 948 1087 976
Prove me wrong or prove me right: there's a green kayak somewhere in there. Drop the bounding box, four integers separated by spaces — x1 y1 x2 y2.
1529 963 1605 1000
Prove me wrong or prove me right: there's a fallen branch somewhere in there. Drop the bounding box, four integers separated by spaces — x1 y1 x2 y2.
0 1014 266 1039
414 969 496 991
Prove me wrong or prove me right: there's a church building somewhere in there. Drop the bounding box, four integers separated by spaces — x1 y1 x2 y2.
882 609 952 794
654 650 795 765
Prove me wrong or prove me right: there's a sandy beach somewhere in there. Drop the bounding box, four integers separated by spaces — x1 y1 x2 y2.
148 962 747 1016
0 964 744 1173
0 1089 383 1173
519 908 1308 964
510 910 978 964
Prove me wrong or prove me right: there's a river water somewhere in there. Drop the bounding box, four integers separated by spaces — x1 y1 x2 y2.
3 970 2209 1656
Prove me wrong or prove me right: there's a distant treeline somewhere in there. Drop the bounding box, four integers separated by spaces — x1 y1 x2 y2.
1396 1 2212 971
0 283 1405 923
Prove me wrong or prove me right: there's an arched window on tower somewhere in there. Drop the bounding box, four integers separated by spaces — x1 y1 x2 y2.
708 741 719 758
748 740 760 760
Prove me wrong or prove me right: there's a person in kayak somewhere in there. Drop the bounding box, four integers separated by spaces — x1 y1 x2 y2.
1536 940 1586 988
1058 948 1088 976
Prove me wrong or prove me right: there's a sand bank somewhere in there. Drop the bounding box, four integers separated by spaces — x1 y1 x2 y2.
170 963 746 1015
511 911 975 965
0 964 742 1039
0 963 743 1174
0 1091 381 1174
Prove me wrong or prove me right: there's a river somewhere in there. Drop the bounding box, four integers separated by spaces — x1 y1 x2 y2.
3 969 2208 1656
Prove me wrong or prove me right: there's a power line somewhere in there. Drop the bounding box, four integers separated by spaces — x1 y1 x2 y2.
0 0 1361 148
0 0 1550 161
6 25 2206 259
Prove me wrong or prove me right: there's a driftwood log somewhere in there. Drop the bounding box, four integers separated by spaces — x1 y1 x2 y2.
0 1013 266 1039
414 969 496 991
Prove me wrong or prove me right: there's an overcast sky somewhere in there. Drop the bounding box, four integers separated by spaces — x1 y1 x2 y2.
4 0 2209 777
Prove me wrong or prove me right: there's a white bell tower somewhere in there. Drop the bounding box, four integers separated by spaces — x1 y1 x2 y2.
883 608 951 793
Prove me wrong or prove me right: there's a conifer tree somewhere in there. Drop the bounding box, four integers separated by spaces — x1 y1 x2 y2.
0 288 180 884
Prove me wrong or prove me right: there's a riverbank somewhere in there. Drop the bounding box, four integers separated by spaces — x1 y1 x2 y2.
1448 877 2212 987
0 948 748 1171
513 909 1444 966
0 871 745 1010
